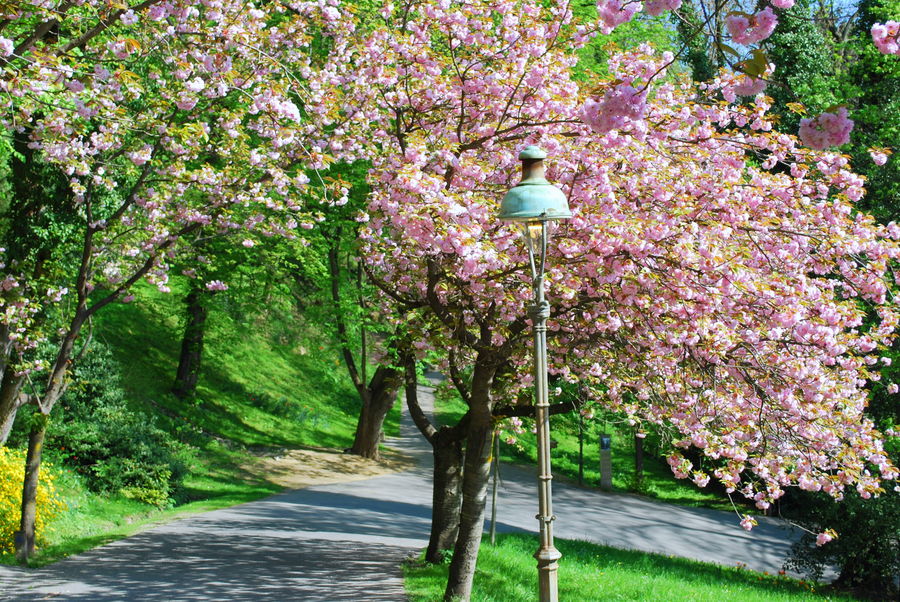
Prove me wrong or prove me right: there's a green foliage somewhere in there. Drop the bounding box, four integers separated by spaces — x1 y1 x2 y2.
404 534 847 601
848 0 900 221
763 0 900 220
784 488 899 599
674 1 716 82
22 343 191 508
573 2 676 80
765 2 847 133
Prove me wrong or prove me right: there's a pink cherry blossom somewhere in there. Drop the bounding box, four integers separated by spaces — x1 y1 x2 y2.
205 280 228 291
871 21 900 55
798 108 854 150
816 531 835 546
0 36 13 57
595 0 641 35
770 0 794 8
733 76 768 97
582 83 648 133
726 7 778 45
644 0 682 17
120 10 139 25
869 149 889 166
175 93 199 111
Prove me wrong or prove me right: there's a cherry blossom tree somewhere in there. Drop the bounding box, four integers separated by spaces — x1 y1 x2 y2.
0 0 355 558
346 2 899 598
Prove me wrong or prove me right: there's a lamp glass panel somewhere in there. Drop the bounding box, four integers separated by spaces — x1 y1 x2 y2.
521 221 551 256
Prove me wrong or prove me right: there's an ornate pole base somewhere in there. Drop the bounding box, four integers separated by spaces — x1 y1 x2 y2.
535 541 562 602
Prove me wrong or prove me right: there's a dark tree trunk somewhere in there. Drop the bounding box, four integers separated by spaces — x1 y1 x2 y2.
172 286 208 399
0 366 26 445
426 427 464 563
350 365 402 459
15 413 47 560
444 363 496 601
403 353 467 565
445 414 493 601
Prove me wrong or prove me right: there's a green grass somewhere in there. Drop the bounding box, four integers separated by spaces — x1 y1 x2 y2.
404 534 854 601
3 280 397 566
96 281 367 450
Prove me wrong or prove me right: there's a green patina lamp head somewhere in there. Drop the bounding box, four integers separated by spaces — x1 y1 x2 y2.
499 145 572 223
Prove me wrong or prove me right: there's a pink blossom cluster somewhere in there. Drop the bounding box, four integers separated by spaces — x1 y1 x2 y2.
733 76 768 97
595 0 641 35
869 148 891 166
726 8 778 45
582 83 648 133
871 21 900 55
770 0 794 8
798 108 854 150
644 0 682 17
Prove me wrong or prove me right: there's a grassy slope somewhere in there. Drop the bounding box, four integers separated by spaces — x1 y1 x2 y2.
404 534 853 602
4 280 398 565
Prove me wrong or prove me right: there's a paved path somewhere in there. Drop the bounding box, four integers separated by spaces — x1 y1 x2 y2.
0 381 805 600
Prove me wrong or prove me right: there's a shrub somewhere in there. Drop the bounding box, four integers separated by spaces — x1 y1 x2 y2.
0 447 66 554
26 343 191 508
784 487 899 599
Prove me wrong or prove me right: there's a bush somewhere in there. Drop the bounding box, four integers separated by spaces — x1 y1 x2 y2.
0 447 65 554
39 343 191 507
784 487 899 599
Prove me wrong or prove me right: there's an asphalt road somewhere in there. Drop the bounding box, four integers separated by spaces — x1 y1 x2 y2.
0 381 804 600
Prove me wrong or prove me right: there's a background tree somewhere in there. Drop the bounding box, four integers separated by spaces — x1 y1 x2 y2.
0 0 355 558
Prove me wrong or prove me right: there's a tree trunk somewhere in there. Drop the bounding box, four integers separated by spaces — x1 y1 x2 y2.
444 414 493 601
0 366 25 445
444 362 496 601
15 309 85 560
427 427 464 563
15 412 47 560
172 286 208 399
350 365 402 459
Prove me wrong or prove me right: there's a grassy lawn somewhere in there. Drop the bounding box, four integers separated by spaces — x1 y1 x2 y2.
404 534 853 602
2 280 397 566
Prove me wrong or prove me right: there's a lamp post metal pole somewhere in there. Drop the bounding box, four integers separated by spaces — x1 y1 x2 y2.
528 222 560 602
499 145 570 602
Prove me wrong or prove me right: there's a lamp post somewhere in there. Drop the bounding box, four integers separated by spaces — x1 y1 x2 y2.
499 145 571 602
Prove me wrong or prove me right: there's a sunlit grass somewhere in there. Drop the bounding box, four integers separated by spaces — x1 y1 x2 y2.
503 417 732 511
404 534 854 601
